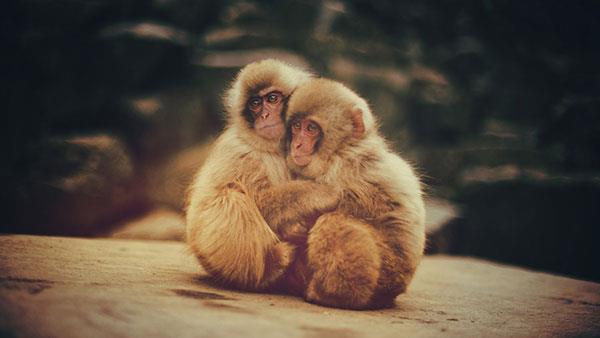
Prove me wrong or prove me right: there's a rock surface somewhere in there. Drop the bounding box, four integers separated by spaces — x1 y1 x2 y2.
108 208 185 241
0 235 598 337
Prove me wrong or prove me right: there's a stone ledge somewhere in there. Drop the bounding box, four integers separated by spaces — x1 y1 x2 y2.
0 235 598 337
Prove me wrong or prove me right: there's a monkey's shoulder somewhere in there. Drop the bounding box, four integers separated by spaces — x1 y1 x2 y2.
376 152 422 198
209 128 254 156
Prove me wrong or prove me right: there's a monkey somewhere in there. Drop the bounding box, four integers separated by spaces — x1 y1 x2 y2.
185 59 338 291
283 78 426 309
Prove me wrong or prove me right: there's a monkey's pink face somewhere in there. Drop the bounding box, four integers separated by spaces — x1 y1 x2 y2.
248 87 285 140
290 118 321 166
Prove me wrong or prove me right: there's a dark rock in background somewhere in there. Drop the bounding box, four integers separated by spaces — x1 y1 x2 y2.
98 21 191 90
121 85 219 163
2 0 599 280
144 142 213 211
428 178 600 282
539 98 600 172
8 134 147 236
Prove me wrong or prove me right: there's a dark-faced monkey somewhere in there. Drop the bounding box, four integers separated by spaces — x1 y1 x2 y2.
186 60 338 290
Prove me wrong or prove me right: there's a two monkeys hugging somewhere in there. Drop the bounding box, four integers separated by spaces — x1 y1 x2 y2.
186 59 425 310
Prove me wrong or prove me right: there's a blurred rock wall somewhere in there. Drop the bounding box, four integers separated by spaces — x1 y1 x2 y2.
2 0 599 280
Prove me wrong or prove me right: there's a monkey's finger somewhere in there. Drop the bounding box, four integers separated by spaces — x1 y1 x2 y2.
280 223 309 244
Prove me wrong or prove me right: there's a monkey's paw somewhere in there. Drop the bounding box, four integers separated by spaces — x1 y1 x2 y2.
310 185 340 213
279 222 309 244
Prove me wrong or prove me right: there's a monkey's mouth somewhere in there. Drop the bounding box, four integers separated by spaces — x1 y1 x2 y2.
292 154 312 167
256 122 284 140
259 123 281 130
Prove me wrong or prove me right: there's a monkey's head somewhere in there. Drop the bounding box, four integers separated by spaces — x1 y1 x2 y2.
285 78 376 178
224 59 312 151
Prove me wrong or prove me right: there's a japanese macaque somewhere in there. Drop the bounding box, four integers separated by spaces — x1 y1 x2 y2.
284 78 426 309
186 59 338 290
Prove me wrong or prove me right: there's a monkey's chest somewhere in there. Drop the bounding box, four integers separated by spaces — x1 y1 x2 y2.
257 154 290 185
240 153 290 189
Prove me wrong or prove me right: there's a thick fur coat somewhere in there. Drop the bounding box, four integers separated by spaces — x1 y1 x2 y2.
186 60 312 289
285 78 426 309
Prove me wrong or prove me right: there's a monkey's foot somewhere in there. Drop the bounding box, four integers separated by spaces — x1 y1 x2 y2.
261 241 297 288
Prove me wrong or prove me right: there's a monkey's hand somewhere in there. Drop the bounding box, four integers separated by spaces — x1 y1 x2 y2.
301 183 340 214
256 181 339 232
278 222 309 244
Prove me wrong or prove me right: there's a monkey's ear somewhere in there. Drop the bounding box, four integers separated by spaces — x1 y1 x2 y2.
351 107 366 138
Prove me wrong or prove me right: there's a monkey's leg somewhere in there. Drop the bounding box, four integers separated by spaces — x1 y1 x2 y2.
368 210 426 308
187 187 295 290
304 212 383 310
268 242 309 296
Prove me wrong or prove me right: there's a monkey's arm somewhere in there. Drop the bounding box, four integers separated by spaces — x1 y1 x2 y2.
255 181 339 232
186 185 295 290
185 141 296 290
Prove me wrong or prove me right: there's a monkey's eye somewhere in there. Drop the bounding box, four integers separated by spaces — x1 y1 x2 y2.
266 92 282 104
248 97 262 112
306 121 320 135
291 121 301 132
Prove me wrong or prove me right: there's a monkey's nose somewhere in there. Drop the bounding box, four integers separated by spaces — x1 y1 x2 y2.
261 112 270 119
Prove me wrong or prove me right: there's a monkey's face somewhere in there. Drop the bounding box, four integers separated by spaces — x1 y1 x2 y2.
285 78 372 177
247 86 286 140
289 117 322 166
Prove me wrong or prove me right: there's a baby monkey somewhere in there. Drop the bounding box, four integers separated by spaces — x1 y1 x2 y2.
284 78 426 309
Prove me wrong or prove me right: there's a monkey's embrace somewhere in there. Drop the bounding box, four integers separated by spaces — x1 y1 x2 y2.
186 59 425 310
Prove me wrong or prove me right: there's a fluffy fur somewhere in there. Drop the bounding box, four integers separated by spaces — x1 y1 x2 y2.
285 78 426 309
186 60 338 290
186 59 310 289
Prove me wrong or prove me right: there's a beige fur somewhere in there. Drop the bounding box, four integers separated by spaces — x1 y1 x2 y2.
285 78 426 309
186 60 343 290
186 59 314 290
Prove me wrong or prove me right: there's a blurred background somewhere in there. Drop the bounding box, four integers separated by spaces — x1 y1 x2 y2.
2 0 599 282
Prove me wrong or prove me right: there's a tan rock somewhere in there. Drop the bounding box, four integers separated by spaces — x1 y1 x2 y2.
109 208 185 241
0 235 598 337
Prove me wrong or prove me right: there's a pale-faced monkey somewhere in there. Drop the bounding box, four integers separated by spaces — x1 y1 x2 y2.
284 78 426 309
186 60 338 290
